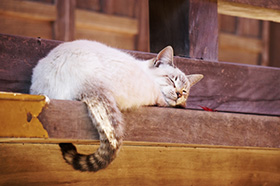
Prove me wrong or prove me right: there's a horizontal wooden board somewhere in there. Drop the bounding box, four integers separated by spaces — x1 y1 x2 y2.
0 34 279 115
38 100 280 148
222 0 280 10
0 0 56 21
0 142 279 186
76 9 138 35
218 0 280 23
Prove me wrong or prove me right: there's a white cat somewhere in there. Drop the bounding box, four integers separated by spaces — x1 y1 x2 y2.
30 40 203 172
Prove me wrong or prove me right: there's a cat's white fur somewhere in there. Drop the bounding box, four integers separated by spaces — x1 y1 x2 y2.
31 40 202 109
30 40 203 172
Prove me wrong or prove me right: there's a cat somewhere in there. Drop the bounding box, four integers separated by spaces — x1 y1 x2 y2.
30 40 203 172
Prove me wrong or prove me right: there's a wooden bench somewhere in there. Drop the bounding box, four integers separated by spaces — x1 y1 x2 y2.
0 33 280 185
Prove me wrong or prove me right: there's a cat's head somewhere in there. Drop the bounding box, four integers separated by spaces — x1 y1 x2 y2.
150 46 203 107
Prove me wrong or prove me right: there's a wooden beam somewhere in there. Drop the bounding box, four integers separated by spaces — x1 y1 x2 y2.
269 22 280 68
218 0 280 23
188 0 218 61
0 93 279 148
0 34 280 116
75 9 138 35
149 0 218 60
54 0 76 41
135 0 150 52
39 100 280 148
219 33 262 53
0 142 279 185
222 0 280 10
0 0 56 21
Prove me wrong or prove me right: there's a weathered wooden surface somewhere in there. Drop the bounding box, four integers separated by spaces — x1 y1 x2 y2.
36 99 280 148
54 0 76 41
1 34 279 115
0 141 279 186
188 0 218 61
218 0 280 23
222 0 280 10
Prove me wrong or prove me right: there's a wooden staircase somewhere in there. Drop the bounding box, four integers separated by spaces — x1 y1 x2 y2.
0 34 279 185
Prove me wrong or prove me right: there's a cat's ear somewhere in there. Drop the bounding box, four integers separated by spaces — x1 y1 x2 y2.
187 74 204 87
153 46 174 67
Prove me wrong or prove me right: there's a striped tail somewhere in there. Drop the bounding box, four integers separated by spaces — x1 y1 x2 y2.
59 91 124 172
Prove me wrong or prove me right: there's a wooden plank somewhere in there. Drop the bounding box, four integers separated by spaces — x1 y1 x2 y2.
218 14 236 33
76 0 101 12
36 100 280 148
0 94 279 147
135 0 150 52
269 22 280 68
75 27 135 50
218 0 280 23
0 15 53 39
236 17 260 38
0 0 56 21
149 0 218 60
0 34 280 115
0 142 279 185
261 21 270 66
75 8 138 35
188 0 218 61
219 33 262 53
218 47 259 65
223 0 280 10
0 92 49 138
54 0 76 41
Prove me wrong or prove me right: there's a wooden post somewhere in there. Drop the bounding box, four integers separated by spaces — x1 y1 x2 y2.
54 0 76 41
135 0 150 52
149 0 218 61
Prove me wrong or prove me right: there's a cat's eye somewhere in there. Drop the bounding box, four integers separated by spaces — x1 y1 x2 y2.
168 77 176 88
182 90 187 94
175 76 178 81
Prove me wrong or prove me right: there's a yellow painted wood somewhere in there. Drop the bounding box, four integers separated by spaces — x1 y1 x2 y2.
218 0 280 23
0 92 49 138
0 141 279 186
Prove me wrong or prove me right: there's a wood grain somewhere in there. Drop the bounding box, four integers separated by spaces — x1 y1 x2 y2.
0 0 56 21
0 34 280 115
188 0 218 61
54 0 76 41
37 100 280 148
223 0 280 10
218 0 280 23
0 142 279 185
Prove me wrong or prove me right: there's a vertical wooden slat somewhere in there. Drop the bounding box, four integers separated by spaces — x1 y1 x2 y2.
135 0 150 52
188 0 218 61
102 0 115 14
268 22 280 67
261 21 270 66
54 0 76 41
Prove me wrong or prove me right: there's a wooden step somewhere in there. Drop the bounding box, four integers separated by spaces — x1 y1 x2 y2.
1 33 280 116
0 140 279 186
0 34 279 185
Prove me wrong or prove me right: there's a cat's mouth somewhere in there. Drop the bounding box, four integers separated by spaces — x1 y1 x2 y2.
165 97 187 108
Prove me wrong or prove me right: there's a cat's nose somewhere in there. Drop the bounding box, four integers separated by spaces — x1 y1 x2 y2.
176 92 182 98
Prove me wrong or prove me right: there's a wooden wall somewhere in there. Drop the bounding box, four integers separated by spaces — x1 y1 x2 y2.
0 0 149 51
218 0 280 67
218 15 268 65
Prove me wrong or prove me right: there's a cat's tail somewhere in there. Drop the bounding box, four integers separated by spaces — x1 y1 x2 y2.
59 91 124 172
